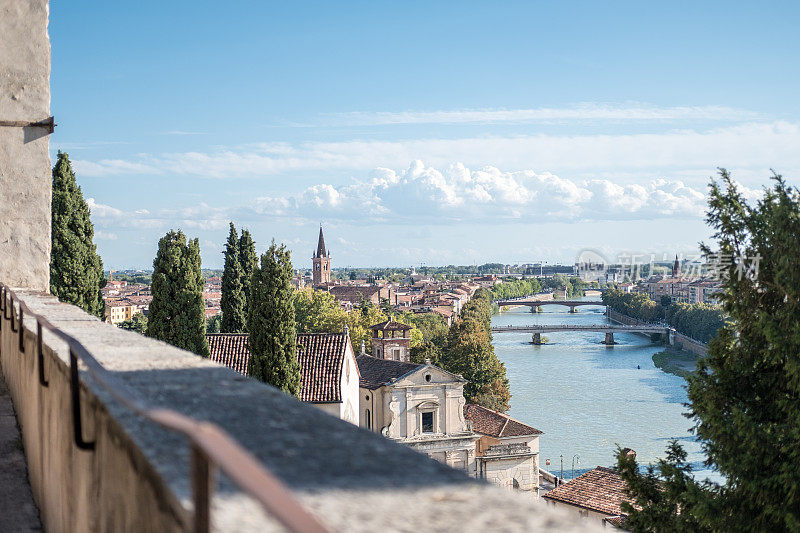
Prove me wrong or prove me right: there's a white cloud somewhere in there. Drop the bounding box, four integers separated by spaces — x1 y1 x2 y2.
86 198 124 218
94 231 118 241
323 103 760 126
245 161 712 224
71 121 800 182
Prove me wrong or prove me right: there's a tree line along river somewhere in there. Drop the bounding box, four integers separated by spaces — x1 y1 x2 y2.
491 297 718 482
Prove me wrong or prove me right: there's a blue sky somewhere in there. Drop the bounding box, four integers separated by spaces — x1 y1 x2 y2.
51 1 800 269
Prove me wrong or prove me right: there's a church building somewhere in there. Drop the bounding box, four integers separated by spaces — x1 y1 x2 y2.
356 354 479 474
312 226 331 286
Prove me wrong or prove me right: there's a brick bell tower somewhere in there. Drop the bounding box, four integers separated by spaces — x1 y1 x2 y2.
312 225 331 285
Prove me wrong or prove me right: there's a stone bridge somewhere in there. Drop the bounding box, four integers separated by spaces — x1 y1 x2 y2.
496 297 605 313
491 324 672 345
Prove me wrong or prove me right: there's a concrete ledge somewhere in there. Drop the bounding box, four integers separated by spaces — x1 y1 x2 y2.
1 291 598 532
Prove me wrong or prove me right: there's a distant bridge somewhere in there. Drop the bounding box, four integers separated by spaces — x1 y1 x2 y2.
496 297 605 312
491 324 671 345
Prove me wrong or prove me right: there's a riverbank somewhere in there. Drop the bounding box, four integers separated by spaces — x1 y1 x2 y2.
652 348 699 380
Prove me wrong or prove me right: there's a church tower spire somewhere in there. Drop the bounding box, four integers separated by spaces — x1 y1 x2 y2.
312 225 331 285
672 255 680 278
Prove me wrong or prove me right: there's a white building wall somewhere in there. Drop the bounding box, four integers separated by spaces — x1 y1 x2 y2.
338 343 359 425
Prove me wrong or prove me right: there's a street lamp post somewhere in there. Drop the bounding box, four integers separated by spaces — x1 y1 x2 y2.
572 454 580 479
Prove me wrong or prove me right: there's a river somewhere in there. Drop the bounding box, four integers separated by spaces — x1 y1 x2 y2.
492 297 717 481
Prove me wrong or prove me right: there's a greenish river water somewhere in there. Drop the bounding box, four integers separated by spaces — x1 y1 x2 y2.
492 299 718 481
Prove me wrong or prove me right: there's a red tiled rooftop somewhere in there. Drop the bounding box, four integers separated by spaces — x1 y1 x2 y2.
206 332 353 403
542 466 632 517
463 404 542 438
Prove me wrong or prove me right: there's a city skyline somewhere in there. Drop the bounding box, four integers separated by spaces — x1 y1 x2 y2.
51 1 800 268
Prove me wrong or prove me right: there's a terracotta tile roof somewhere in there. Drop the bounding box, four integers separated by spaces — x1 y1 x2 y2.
328 285 380 303
206 332 353 403
356 354 421 389
603 515 628 529
542 466 632 517
369 319 412 332
463 404 542 438
296 332 353 403
206 333 250 374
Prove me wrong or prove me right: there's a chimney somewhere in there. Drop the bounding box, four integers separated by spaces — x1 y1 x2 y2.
360 340 366 356
343 324 349 336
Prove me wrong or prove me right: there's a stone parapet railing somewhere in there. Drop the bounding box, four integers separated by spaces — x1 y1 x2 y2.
0 288 598 532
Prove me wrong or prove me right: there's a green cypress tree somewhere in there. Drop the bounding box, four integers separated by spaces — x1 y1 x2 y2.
238 228 258 329
617 171 800 531
246 241 300 396
146 230 210 357
49 151 105 319
220 222 246 332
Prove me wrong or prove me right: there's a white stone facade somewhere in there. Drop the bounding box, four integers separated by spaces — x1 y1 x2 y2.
359 363 478 475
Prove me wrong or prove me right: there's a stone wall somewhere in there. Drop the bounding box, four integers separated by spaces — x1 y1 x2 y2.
1 290 599 532
0 1 52 291
672 331 708 356
481 444 536 491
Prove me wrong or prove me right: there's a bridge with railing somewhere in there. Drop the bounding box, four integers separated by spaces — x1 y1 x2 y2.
491 323 671 345
496 296 605 313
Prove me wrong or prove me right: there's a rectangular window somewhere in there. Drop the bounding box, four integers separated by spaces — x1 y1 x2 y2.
421 411 434 433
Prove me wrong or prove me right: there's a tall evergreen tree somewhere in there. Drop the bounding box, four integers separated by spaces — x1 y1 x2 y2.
49 151 105 319
146 230 209 357
617 171 800 531
238 228 258 328
438 288 511 412
220 222 246 332
246 241 300 396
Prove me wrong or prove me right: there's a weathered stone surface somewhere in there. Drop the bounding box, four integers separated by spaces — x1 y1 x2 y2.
0 372 42 531
0 0 52 291
1 290 601 531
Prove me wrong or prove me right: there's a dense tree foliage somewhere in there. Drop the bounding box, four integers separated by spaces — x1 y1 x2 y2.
220 223 246 333
438 288 511 412
293 287 431 354
491 278 543 300
238 228 258 327
247 242 300 396
617 171 800 531
118 312 147 334
664 302 725 343
294 288 349 335
603 288 725 342
50 152 105 319
146 230 209 357
603 289 664 322
206 314 221 333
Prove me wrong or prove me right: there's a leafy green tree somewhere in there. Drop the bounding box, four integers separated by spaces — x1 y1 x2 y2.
206 314 221 333
617 171 800 531
146 230 209 357
118 312 147 334
616 442 713 532
220 222 246 332
294 288 348 334
438 288 511 411
238 228 258 326
410 340 444 366
247 241 300 396
49 152 105 319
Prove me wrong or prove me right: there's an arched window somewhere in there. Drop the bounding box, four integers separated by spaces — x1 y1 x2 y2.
365 409 371 430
